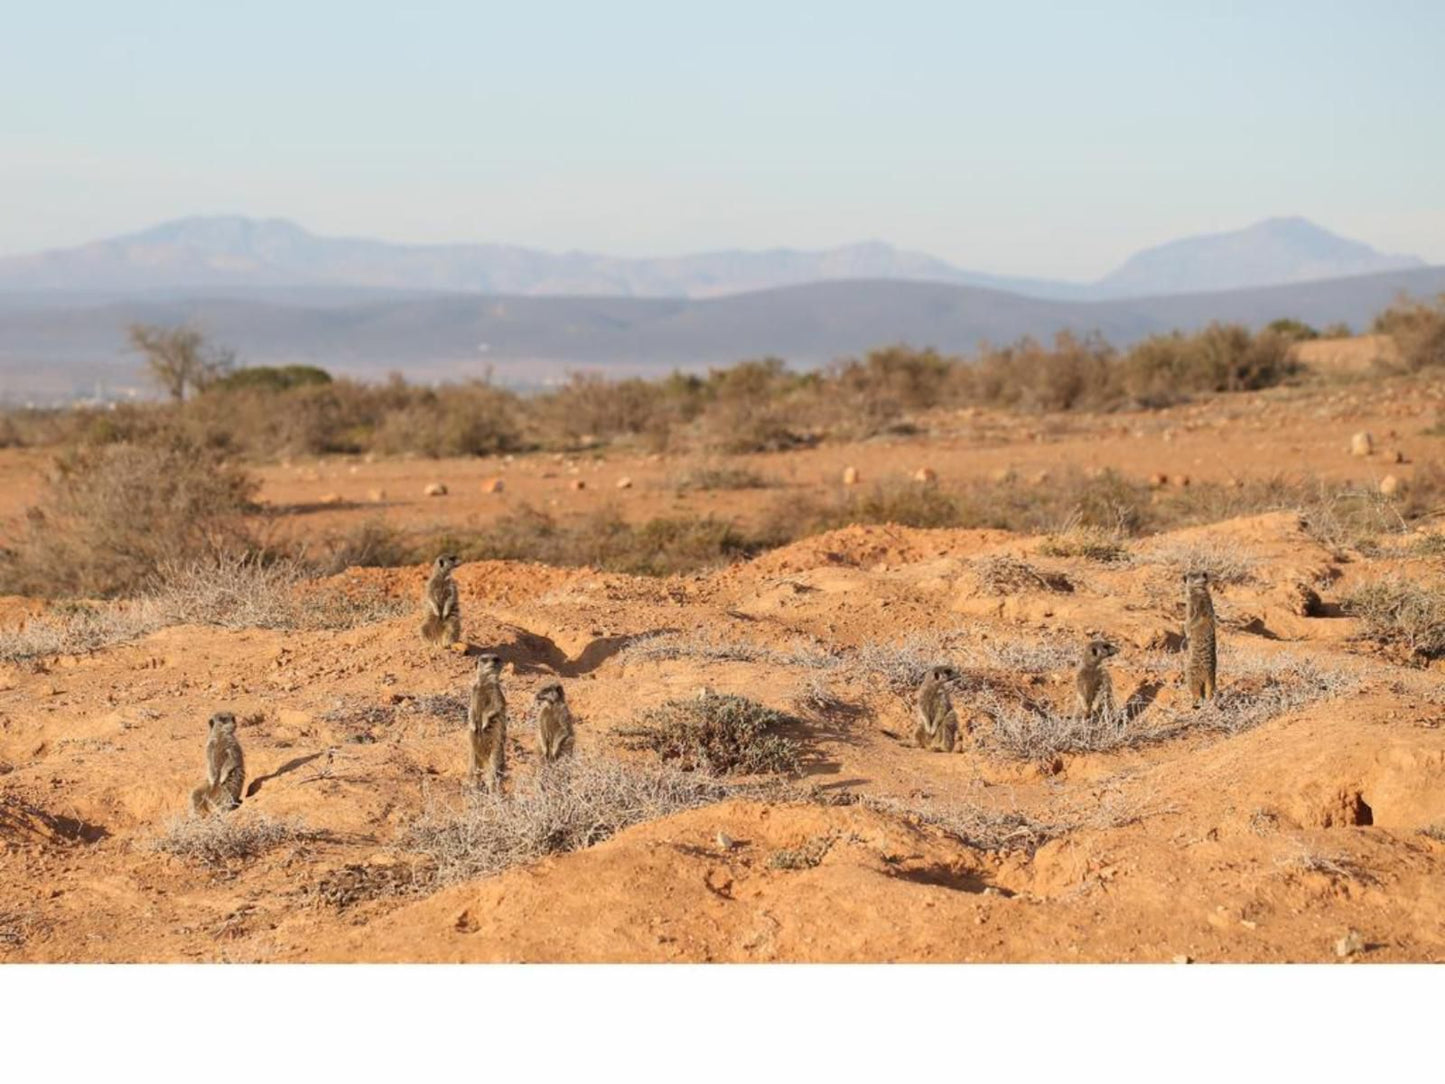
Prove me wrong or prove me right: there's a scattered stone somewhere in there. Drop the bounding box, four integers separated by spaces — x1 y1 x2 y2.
317 493 343 505
1171 474 1191 488
1349 431 1374 457
615 476 634 489
1029 470 1052 486
842 466 861 486
570 479 587 491
716 831 736 851
1148 472 1169 488
423 482 448 497
481 477 505 494
366 488 387 503
1390 449 1406 464
1171 954 1192 965
1379 474 1400 497
1334 929 1364 958
913 467 938 484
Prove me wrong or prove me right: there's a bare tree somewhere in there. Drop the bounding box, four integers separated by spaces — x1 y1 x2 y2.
127 323 237 401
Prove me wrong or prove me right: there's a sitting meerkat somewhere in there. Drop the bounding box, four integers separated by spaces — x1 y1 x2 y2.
913 665 960 752
1075 639 1119 724
420 554 462 645
533 681 576 762
189 711 245 816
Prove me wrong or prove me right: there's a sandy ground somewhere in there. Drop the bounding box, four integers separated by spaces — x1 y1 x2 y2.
1 360 1444 963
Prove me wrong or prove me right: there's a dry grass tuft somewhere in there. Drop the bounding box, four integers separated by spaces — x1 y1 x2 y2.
977 648 1356 761
669 464 774 492
1142 538 1256 586
0 555 407 664
615 692 802 775
401 756 732 884
853 632 958 692
151 812 326 869
1037 525 1132 564
1341 576 1445 662
622 630 839 669
973 554 1073 594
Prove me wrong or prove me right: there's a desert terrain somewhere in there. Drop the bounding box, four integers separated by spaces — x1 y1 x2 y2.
1 340 1443 963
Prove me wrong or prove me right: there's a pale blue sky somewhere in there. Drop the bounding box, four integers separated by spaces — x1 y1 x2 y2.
2 1 1441 278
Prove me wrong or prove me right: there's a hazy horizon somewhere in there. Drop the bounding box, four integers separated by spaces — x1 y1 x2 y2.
3 2 1443 278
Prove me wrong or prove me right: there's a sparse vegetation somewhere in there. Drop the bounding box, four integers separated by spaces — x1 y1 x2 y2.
128 323 237 401
0 432 260 597
669 464 774 492
1142 538 1256 586
972 554 1073 594
151 812 326 869
1373 293 1445 371
1342 576 1445 663
977 648 1357 761
615 693 802 775
401 756 732 884
0 555 407 664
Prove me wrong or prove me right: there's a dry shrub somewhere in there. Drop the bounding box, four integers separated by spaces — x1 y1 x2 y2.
768 834 836 870
978 648 1356 760
0 434 259 598
1373 293 1445 371
1342 576 1445 662
311 518 416 573
401 756 731 884
1300 484 1409 556
670 464 773 492
1037 522 1131 563
151 812 325 869
0 555 407 664
853 632 958 692
1142 538 1255 586
615 693 802 775
447 504 759 576
973 554 1072 594
858 795 1061 854
623 631 839 669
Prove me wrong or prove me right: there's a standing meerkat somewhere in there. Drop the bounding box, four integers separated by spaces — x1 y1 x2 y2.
467 653 507 793
189 711 245 816
533 681 576 762
913 665 960 752
420 554 462 645
1075 639 1119 724
1183 570 1218 706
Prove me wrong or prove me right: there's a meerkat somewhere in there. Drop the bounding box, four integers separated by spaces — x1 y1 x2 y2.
533 681 576 762
467 652 507 793
1183 570 1218 706
420 554 462 645
913 665 960 752
189 711 245 816
1075 639 1119 724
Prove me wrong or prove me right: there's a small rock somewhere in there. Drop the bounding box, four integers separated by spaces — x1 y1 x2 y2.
1334 929 1364 958
1379 474 1400 497
366 488 387 503
1029 470 1051 486
317 492 343 505
615 476 634 489
1390 449 1406 464
481 477 505 494
423 482 448 497
1349 431 1374 457
913 467 938 484
716 831 736 851
570 479 587 491
842 466 861 486
1172 954 1192 965
1171 474 1191 488
1148 472 1169 488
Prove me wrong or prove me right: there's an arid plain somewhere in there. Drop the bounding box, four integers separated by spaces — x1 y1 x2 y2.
2 334 1443 963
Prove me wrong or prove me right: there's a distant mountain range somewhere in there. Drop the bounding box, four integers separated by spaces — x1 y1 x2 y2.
5 265 1445 401
0 215 1425 301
